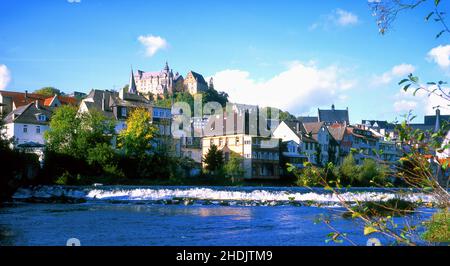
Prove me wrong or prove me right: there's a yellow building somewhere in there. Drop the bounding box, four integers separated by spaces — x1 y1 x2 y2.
202 134 281 179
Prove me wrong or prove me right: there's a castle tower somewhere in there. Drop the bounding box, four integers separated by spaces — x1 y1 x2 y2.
209 77 214 90
128 68 137 94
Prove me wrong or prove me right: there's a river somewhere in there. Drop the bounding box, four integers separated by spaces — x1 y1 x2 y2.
0 186 436 246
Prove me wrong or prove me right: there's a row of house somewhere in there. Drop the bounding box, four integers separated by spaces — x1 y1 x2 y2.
2 67 448 180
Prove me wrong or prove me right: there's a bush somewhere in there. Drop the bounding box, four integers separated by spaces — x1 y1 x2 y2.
0 148 40 201
343 198 417 218
296 165 323 187
422 210 450 243
339 154 357 185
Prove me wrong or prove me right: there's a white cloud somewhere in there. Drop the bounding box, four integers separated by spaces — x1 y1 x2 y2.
372 63 415 85
0 64 11 90
335 9 359 26
67 0 81 3
138 35 168 57
393 100 417 112
310 9 359 30
394 84 450 115
427 44 450 69
208 62 356 115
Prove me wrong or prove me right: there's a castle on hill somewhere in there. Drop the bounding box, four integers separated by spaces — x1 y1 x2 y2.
132 62 211 99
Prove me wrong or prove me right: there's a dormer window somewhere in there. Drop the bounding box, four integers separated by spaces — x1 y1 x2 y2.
38 115 47 122
121 107 127 117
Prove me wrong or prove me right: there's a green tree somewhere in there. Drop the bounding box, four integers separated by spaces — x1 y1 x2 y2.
202 88 229 107
34 87 61 97
117 108 158 158
224 151 245 182
294 164 323 187
45 106 115 159
203 144 224 174
356 158 387 187
339 153 357 185
44 105 80 155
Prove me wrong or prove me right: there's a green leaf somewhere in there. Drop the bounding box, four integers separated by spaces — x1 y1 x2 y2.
410 75 419 83
413 88 421 96
398 79 409 85
403 84 411 92
425 12 434 21
442 160 449 170
436 30 445 39
364 226 379 235
435 0 440 6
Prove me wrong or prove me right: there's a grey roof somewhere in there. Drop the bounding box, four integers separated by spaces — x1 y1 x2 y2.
318 107 349 124
83 89 151 120
424 114 450 125
283 120 317 143
188 71 207 85
327 125 346 142
297 116 319 123
361 120 396 130
4 102 52 125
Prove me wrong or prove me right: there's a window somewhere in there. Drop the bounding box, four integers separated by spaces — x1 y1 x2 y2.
121 107 127 117
38 115 46 122
23 125 28 133
36 126 40 134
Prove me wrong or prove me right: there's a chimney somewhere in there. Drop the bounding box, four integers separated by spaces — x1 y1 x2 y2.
331 104 335 111
435 107 441 132
296 122 300 133
101 92 106 111
35 100 39 109
25 90 28 99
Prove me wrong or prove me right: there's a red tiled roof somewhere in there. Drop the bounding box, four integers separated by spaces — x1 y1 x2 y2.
57 95 78 105
0 91 79 108
43 97 54 106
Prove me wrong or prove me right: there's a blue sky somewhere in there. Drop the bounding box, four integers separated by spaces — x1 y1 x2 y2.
0 0 449 123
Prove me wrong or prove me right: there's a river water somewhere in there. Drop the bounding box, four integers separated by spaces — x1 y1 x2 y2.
0 186 436 246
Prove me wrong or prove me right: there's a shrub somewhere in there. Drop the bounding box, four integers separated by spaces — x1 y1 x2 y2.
296 165 323 187
422 210 450 243
343 198 417 218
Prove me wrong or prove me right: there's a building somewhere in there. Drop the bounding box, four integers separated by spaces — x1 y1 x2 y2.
272 120 318 166
133 62 184 98
3 101 51 147
361 120 397 140
179 136 203 174
327 123 347 164
0 90 78 161
202 134 281 179
303 121 338 166
2 101 52 163
341 125 380 164
184 71 209 95
318 104 349 125
79 72 172 136
0 90 78 115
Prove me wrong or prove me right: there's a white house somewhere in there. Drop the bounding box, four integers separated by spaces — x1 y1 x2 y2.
2 101 52 163
272 121 318 165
